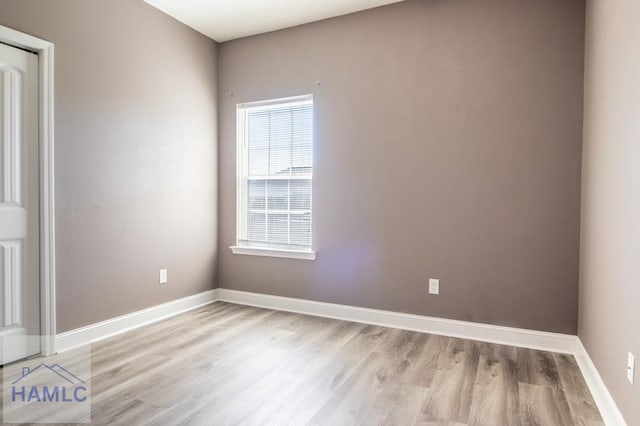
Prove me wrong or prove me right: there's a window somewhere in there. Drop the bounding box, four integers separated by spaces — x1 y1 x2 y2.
231 95 315 260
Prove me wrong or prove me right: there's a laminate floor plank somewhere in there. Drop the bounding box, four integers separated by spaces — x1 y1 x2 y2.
467 343 521 426
417 338 481 424
553 353 603 425
0 302 604 425
307 350 405 426
518 382 574 425
401 333 449 388
516 348 563 389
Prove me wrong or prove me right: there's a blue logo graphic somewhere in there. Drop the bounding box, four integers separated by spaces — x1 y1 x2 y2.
11 363 88 403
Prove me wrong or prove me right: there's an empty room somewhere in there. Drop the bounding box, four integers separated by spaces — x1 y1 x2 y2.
0 0 637 424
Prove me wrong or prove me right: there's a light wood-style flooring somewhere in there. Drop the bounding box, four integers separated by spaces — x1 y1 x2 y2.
3 302 603 425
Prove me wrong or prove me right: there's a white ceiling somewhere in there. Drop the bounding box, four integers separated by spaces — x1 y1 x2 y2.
144 0 406 42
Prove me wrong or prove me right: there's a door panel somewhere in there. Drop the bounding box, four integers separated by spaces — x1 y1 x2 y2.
0 42 39 364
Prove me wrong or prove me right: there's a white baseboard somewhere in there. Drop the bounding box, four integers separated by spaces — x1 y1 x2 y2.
573 340 627 426
216 288 626 425
53 286 626 425
216 288 578 353
55 289 218 352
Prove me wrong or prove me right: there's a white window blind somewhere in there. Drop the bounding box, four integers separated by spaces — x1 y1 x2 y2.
235 95 313 253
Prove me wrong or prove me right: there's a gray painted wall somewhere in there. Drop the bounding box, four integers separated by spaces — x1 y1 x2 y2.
218 0 586 333
0 0 219 332
580 0 640 423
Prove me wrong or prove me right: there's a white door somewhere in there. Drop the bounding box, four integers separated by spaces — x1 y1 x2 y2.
0 42 39 364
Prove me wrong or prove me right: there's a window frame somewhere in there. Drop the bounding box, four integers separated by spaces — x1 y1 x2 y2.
230 94 316 260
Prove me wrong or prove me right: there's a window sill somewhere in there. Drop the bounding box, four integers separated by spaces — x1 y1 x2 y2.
230 245 316 261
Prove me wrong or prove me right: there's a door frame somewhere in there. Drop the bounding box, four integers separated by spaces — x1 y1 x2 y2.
0 25 56 356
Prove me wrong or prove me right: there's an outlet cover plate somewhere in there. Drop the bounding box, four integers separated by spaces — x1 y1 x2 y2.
428 278 439 295
628 352 635 384
159 269 168 284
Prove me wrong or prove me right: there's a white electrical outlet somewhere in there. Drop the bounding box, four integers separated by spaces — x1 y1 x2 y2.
428 278 440 295
159 269 168 284
628 352 635 384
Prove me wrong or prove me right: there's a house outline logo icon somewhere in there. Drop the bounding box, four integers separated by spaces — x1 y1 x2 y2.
13 363 86 385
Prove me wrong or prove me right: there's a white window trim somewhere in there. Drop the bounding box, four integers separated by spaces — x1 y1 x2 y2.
230 245 316 260
232 94 316 260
